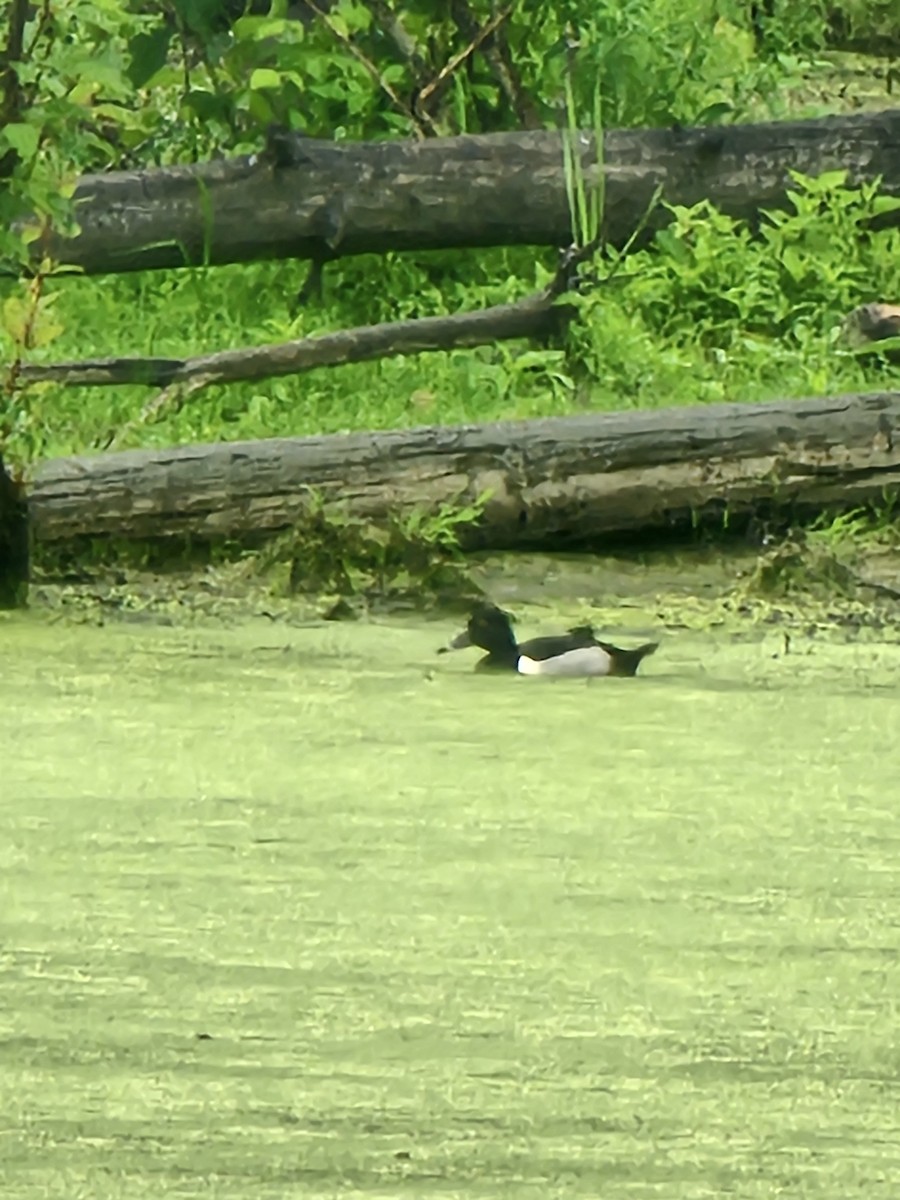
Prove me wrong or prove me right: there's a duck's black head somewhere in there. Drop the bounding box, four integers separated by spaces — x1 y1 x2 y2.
444 602 519 665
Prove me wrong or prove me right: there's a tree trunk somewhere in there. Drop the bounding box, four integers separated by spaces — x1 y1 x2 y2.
29 109 900 276
28 391 900 551
0 452 29 606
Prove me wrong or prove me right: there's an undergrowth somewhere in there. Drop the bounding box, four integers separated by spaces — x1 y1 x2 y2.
0 0 897 469
5 168 897 465
249 492 489 606
1 0 898 607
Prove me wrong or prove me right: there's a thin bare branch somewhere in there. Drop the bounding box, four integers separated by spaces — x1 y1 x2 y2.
21 290 564 390
416 6 512 112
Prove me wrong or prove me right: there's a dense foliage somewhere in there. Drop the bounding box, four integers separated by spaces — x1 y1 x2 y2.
0 0 897 465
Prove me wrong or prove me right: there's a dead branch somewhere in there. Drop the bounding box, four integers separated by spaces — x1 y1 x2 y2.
18 290 571 395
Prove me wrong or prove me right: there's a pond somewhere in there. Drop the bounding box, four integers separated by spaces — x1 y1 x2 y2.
2 590 900 1198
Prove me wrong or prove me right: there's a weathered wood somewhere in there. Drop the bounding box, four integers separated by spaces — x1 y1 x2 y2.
0 452 29 606
17 282 572 390
28 391 900 550
29 109 900 276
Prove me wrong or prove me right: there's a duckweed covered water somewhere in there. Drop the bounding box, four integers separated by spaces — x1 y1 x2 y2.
3 609 900 1198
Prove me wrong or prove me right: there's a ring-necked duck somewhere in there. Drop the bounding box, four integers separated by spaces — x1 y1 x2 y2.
439 603 658 677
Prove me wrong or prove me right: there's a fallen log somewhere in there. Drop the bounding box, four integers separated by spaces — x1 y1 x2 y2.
29 391 900 551
25 109 900 276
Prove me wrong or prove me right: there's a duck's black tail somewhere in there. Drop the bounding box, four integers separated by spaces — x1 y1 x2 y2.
597 641 659 677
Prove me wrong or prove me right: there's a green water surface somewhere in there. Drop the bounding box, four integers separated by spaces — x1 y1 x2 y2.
2 611 900 1198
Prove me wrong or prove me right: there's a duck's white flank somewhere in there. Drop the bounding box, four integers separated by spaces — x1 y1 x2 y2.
517 646 613 677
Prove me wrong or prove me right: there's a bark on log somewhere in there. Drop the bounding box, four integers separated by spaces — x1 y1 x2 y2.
29 109 900 276
28 391 900 550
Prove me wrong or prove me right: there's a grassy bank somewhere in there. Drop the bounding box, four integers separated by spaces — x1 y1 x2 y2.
2 2 898 473
11 188 900 464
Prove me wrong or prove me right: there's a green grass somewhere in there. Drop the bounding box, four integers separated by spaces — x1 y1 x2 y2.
6 134 899 467
3 610 900 1197
2 9 898 468
6 219 897 466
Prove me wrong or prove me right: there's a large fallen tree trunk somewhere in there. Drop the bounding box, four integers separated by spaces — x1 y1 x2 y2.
28 109 900 276
29 391 900 551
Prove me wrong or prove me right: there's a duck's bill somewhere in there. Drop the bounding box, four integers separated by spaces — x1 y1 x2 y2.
437 628 473 654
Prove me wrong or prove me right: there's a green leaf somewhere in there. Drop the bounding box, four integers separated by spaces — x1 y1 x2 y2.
183 89 230 121
68 79 99 106
791 169 847 194
780 246 805 282
2 123 40 160
2 295 29 341
335 0 372 34
249 68 283 90
246 90 274 124
172 0 223 37
695 101 733 124
816 169 849 191
655 229 690 262
234 16 293 41
127 24 173 89
234 15 296 41
853 335 900 357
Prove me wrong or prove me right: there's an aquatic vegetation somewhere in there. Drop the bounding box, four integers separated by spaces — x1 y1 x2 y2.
2 610 899 1196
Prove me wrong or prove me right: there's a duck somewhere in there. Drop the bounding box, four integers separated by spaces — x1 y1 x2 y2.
439 602 658 677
